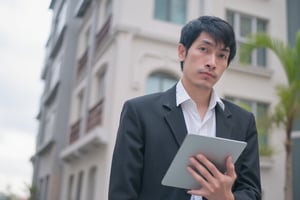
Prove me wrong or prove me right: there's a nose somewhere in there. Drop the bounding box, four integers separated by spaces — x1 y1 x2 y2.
205 54 217 70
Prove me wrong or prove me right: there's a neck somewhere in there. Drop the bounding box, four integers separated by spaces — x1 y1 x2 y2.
181 80 212 108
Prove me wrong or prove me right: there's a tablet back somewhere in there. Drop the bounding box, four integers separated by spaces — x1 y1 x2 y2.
161 134 247 189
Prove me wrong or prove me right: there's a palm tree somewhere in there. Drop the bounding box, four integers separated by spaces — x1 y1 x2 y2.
240 31 300 200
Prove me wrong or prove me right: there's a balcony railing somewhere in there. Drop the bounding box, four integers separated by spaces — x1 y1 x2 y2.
95 16 112 50
69 119 80 144
76 49 88 81
75 0 92 17
87 99 104 132
69 99 104 144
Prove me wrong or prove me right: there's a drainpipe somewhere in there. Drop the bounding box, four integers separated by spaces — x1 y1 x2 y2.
79 0 99 137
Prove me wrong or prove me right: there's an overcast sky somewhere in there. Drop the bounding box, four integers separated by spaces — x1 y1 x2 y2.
0 0 51 197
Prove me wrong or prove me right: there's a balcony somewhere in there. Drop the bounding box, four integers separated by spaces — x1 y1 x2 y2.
61 126 108 162
62 100 106 163
76 49 88 81
75 0 92 17
87 99 104 132
44 82 59 105
50 26 66 59
95 16 112 50
69 119 80 144
69 99 104 144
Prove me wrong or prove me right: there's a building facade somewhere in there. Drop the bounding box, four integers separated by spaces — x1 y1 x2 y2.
32 0 288 199
31 0 81 199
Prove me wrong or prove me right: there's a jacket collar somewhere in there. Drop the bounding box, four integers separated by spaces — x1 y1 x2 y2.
161 85 233 146
162 85 187 146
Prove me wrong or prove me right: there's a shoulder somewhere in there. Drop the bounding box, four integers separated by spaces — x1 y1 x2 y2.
125 85 176 108
222 99 253 117
126 92 165 106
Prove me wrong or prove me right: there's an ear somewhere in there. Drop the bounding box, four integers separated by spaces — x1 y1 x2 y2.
178 44 186 61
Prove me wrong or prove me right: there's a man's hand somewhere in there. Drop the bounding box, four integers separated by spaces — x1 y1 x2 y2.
187 154 236 200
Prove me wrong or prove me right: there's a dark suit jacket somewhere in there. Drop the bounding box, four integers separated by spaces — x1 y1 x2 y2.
109 85 261 200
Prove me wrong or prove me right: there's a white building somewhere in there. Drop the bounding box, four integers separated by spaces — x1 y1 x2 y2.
32 0 288 199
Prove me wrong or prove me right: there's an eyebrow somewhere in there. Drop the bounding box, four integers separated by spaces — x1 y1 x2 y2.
200 39 230 53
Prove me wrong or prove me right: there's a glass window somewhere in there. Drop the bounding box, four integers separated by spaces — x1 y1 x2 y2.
105 0 112 19
44 176 49 200
226 11 234 27
257 47 266 66
97 70 106 101
257 19 267 33
146 72 178 94
56 2 67 35
39 178 44 200
86 167 97 200
226 10 268 68
240 16 252 37
154 0 187 25
50 58 61 90
76 171 84 200
77 90 84 118
225 96 272 156
67 175 74 200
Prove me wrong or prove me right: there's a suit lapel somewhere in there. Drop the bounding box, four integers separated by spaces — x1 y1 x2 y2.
161 86 187 147
164 106 187 146
161 86 234 145
215 103 233 139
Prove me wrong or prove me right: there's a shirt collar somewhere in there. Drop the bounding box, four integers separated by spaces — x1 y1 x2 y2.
176 80 225 111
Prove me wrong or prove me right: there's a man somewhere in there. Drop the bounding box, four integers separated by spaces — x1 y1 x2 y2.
109 16 261 200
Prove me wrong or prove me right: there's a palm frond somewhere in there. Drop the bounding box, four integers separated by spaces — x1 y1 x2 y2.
240 33 297 84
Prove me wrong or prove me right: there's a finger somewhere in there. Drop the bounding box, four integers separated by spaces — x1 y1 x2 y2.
225 156 236 179
187 160 209 187
195 154 222 178
189 156 216 184
187 188 205 197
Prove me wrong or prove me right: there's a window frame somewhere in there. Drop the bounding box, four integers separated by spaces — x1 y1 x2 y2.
225 96 272 156
226 10 268 68
146 72 178 94
153 0 187 25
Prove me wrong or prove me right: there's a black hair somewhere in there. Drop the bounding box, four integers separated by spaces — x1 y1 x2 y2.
179 16 236 70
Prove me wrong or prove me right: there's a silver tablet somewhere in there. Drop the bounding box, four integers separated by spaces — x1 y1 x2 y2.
161 134 247 189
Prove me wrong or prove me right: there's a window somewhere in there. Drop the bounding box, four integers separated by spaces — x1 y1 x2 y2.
76 171 84 200
39 178 44 200
225 96 272 156
97 69 106 101
226 11 268 67
146 72 178 94
77 90 84 119
105 0 112 19
44 109 55 143
154 0 187 25
86 167 97 200
67 175 74 200
56 2 67 36
44 175 49 200
50 58 61 90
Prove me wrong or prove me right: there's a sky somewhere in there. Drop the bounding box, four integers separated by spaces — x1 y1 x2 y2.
0 0 52 197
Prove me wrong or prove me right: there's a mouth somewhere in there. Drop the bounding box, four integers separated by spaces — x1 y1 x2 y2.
199 71 215 78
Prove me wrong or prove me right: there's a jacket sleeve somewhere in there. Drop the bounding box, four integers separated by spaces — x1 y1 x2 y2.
108 100 144 200
233 113 262 200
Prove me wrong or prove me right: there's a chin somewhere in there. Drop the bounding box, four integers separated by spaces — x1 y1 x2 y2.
195 83 212 90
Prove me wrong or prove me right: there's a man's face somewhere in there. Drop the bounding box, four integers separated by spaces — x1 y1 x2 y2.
178 31 230 90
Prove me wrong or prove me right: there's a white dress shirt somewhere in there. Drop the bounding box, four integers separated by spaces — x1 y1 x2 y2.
176 80 225 200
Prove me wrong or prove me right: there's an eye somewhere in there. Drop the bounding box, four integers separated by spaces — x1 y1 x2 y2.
219 53 228 60
198 47 207 52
